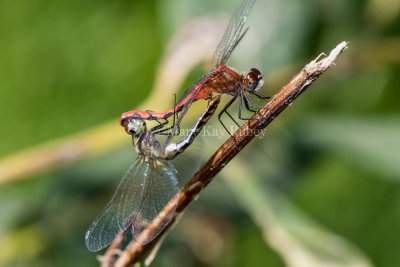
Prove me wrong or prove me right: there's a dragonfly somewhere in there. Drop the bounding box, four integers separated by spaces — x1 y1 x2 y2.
120 0 267 136
85 96 221 252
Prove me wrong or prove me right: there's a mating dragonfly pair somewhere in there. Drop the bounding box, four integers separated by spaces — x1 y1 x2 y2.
85 0 268 252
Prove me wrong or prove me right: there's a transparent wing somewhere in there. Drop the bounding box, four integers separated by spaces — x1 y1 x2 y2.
212 0 256 68
85 159 147 252
130 160 179 243
85 158 178 252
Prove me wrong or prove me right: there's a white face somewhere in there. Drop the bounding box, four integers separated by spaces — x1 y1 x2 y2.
254 78 264 92
124 118 146 136
245 68 264 92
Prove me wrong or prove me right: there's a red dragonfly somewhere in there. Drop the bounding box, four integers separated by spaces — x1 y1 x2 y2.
120 0 267 135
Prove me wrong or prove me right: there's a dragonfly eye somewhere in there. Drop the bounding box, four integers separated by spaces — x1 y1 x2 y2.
124 118 146 136
245 68 264 92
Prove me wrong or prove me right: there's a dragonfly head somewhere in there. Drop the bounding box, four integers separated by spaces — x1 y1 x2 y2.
244 68 264 93
123 118 147 137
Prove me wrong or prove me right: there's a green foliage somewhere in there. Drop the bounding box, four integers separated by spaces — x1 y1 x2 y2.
0 0 399 266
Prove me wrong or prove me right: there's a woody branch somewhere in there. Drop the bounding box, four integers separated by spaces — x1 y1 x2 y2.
109 41 349 267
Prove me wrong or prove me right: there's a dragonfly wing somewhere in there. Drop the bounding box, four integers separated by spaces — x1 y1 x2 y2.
130 160 179 243
85 159 148 252
212 0 256 68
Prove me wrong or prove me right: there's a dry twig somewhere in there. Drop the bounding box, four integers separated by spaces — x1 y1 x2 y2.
110 41 349 266
99 233 124 267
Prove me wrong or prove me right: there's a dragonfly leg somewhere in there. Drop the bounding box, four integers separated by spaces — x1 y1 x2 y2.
251 91 270 100
170 93 181 136
157 112 183 137
150 116 169 132
152 94 182 136
218 96 239 137
152 119 173 134
154 114 182 136
145 111 167 132
243 92 258 112
225 110 240 128
237 92 256 120
238 91 271 121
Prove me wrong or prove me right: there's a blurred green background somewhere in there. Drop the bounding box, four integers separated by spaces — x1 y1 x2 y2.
0 0 399 266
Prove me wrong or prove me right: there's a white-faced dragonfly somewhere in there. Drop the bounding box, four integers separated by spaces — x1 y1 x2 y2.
120 0 267 136
85 96 221 252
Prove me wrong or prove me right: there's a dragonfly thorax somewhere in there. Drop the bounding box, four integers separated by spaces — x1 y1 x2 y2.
136 132 164 159
244 68 264 93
